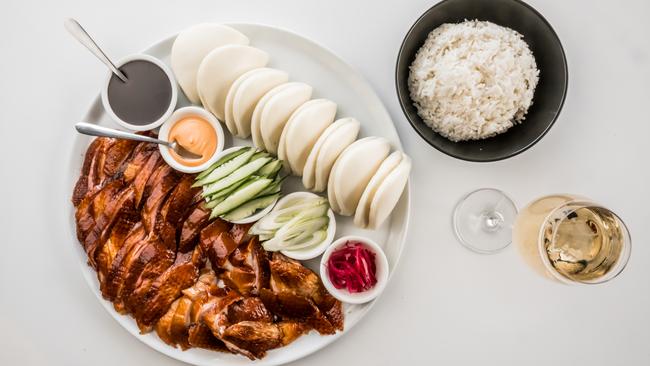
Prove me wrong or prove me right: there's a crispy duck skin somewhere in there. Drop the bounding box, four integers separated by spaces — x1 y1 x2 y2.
103 138 140 178
113 239 173 313
155 298 179 346
101 223 146 300
120 242 175 314
95 193 141 283
230 223 254 246
142 164 181 234
136 259 199 332
199 219 237 268
178 203 212 252
260 253 344 334
219 237 270 296
155 175 201 251
72 138 113 206
156 269 228 351
73 137 344 359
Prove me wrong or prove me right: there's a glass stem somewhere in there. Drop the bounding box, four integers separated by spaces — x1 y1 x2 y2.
481 211 504 232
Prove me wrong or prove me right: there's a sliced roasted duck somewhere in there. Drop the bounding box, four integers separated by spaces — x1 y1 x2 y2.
260 253 343 334
73 137 344 360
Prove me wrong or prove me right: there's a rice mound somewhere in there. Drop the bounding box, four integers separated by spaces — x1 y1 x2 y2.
408 20 539 142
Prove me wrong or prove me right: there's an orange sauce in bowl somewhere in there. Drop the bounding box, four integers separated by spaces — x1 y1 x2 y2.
168 116 217 167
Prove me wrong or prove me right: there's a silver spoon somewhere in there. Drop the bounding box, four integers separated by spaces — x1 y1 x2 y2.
64 18 128 83
75 122 203 159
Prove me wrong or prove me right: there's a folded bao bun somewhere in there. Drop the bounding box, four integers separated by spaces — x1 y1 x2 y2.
197 45 269 121
225 68 288 138
171 24 249 104
303 118 360 192
367 154 411 229
254 82 313 155
354 151 404 228
251 83 291 151
327 137 390 216
278 99 336 175
224 68 265 135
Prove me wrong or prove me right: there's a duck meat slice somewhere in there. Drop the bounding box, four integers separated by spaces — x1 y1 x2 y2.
121 242 176 315
277 321 309 346
103 138 140 178
72 137 115 206
155 269 219 349
187 323 229 352
101 223 146 300
226 297 273 324
268 253 343 331
221 321 282 359
95 195 141 284
75 180 126 267
169 296 194 349
125 146 161 207
155 175 201 251
230 223 254 246
85 186 139 269
142 165 181 234
199 219 236 268
178 203 212 252
219 237 270 296
185 271 229 352
155 298 179 347
136 256 200 332
113 237 173 313
259 288 336 335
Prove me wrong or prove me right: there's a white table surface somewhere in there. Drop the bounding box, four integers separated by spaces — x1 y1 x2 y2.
1 0 649 364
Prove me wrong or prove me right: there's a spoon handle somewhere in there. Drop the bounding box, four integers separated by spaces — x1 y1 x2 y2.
75 122 171 147
64 18 128 82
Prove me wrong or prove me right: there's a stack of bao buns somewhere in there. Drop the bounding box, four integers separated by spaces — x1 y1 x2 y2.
171 23 411 229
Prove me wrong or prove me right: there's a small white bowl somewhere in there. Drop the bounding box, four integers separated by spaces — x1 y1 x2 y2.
158 106 225 174
277 192 337 261
101 54 178 131
320 235 389 304
201 146 278 224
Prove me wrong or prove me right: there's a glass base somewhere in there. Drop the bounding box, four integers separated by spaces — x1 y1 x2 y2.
453 188 517 254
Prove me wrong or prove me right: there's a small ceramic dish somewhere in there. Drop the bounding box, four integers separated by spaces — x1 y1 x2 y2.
276 192 337 261
158 106 225 174
101 54 178 131
201 146 279 224
320 235 389 304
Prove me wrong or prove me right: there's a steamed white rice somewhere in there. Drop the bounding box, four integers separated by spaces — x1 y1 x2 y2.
408 20 539 142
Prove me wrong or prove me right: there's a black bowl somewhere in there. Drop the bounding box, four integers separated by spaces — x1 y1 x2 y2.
395 0 568 162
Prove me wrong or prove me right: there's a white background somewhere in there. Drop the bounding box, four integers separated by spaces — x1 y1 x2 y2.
1 0 649 365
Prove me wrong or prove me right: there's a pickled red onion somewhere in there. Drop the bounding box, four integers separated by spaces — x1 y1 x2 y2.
327 241 377 293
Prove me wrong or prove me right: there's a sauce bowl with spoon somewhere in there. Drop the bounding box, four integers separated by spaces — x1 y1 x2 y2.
65 18 178 131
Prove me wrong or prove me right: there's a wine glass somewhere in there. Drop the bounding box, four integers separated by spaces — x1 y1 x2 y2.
453 190 631 284
452 188 518 254
512 194 631 284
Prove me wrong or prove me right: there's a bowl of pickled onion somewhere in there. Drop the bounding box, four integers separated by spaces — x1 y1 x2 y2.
320 235 389 304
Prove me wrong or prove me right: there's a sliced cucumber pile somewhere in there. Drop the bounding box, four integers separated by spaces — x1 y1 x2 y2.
194 147 285 222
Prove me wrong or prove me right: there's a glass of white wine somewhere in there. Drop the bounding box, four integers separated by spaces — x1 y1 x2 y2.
512 194 631 284
453 190 631 284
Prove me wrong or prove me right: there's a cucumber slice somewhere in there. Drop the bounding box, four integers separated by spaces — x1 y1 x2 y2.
195 147 249 181
257 181 281 197
250 151 270 161
221 193 280 221
193 148 256 187
203 176 252 200
204 195 226 209
258 160 282 178
210 178 273 218
202 157 271 196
